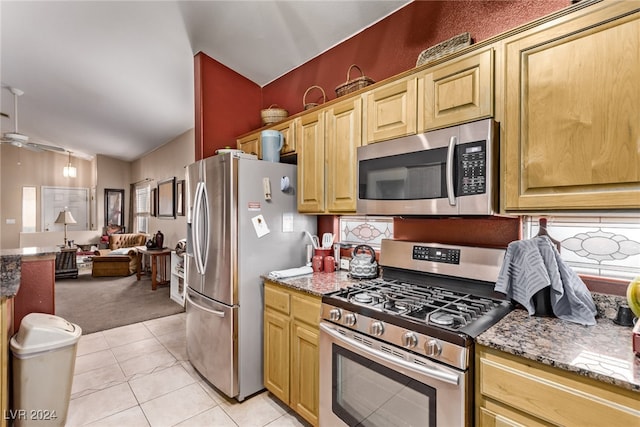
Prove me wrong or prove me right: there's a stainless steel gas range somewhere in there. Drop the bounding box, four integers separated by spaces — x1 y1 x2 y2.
319 239 512 427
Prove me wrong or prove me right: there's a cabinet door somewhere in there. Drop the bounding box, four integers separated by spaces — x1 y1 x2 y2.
419 48 493 131
503 4 640 210
326 97 362 213
263 308 290 404
270 118 298 156
297 111 326 213
290 320 319 426
237 132 260 157
365 76 417 144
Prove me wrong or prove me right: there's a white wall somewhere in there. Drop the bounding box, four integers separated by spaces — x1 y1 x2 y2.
130 129 195 249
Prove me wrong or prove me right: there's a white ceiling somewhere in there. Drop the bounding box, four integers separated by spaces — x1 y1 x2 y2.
1 1 410 162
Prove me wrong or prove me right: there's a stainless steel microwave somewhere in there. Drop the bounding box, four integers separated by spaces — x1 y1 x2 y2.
357 118 498 216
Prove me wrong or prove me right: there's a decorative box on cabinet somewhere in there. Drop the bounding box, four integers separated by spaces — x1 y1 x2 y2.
418 47 494 132
264 281 321 426
502 2 640 211
170 251 185 306
476 345 640 427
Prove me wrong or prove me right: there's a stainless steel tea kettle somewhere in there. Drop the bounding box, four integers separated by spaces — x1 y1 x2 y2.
350 245 378 279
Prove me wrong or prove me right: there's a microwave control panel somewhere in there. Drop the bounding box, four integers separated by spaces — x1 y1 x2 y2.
456 140 486 195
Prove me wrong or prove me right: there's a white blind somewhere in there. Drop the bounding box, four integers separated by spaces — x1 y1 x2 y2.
134 183 151 233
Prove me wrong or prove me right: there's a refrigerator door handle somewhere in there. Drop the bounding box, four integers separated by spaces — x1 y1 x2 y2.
186 290 225 318
192 181 206 274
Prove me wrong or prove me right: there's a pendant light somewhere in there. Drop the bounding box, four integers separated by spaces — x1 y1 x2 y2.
63 151 77 178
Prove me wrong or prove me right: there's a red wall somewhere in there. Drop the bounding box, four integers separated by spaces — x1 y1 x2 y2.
195 53 262 160
196 1 568 159
262 0 568 115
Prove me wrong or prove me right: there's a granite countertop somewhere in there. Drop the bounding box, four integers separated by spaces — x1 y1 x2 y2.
1 246 60 298
476 303 640 393
266 271 640 392
263 270 358 296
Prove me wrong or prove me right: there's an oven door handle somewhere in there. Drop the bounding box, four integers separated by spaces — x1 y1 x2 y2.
320 323 460 386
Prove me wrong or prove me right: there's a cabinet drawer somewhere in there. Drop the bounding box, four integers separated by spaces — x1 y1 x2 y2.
291 294 321 325
479 354 640 426
265 284 290 314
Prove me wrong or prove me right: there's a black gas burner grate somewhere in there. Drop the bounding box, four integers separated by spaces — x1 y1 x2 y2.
330 278 502 331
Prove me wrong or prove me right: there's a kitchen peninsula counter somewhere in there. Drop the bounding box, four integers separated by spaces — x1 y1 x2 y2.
1 246 59 298
476 303 640 393
262 270 357 296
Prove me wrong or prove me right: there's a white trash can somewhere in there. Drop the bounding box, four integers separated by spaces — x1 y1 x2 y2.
10 313 82 427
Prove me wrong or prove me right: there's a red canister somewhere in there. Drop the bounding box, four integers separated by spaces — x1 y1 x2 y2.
312 255 324 272
324 256 336 273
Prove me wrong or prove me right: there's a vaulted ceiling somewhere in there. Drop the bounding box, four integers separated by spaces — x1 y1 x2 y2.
0 1 409 162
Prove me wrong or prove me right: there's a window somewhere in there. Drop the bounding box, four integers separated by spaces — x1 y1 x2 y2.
339 216 394 249
22 187 37 232
524 216 640 281
135 183 151 234
41 186 89 231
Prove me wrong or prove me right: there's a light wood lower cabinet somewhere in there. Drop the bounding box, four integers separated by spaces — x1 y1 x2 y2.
476 345 640 427
1 298 11 427
264 281 321 426
503 2 640 210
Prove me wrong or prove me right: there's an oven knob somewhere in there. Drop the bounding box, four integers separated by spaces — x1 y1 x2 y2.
344 313 357 326
329 308 342 322
370 321 384 336
401 332 418 348
425 339 442 357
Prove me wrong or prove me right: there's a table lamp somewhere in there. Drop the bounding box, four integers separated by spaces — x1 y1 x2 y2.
55 210 77 247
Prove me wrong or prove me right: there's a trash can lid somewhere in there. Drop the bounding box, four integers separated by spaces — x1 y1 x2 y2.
10 313 82 356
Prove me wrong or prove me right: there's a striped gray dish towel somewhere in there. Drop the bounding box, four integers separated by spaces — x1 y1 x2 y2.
495 236 596 326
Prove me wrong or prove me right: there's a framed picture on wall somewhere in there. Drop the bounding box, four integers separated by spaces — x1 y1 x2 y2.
105 188 124 227
150 188 157 217
176 180 185 216
157 177 176 219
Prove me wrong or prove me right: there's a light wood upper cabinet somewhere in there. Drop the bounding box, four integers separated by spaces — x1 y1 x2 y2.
298 97 362 214
236 132 260 157
364 76 417 144
325 97 362 212
419 47 494 132
270 118 298 156
297 111 326 213
503 3 640 211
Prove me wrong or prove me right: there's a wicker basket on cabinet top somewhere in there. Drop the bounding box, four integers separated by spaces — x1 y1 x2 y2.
335 64 374 97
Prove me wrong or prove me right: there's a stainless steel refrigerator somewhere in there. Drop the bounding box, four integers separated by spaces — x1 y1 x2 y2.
185 152 316 401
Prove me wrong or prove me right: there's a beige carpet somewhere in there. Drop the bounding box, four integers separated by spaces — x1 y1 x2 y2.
55 271 184 334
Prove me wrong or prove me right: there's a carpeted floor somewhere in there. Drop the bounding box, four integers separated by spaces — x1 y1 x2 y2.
55 271 185 334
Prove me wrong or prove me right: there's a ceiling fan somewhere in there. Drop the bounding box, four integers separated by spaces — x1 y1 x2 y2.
1 86 65 153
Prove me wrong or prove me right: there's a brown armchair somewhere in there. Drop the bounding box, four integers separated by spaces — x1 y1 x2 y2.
92 233 147 277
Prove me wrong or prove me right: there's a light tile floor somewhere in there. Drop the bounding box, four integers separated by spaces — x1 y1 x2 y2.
66 313 310 427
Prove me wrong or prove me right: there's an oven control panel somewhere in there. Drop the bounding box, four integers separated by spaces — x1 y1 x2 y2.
412 246 460 264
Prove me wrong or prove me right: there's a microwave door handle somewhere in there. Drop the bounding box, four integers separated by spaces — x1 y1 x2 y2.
446 135 457 206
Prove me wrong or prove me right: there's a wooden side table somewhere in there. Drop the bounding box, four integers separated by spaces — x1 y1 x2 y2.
55 247 78 279
136 247 172 290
